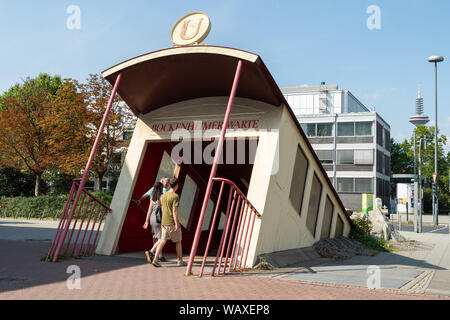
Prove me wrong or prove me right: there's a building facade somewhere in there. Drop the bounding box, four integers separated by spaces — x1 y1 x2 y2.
282 84 391 211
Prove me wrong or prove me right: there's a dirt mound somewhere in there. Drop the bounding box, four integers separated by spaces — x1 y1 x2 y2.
313 236 373 260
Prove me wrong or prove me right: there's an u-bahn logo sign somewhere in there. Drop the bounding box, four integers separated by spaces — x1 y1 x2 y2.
171 12 211 46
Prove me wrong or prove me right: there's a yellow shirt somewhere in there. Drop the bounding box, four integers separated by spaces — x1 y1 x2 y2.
161 191 180 226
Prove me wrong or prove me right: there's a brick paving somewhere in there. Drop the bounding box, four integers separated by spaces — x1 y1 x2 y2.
0 240 447 300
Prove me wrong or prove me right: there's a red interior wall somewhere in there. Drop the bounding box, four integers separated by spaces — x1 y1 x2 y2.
117 142 164 253
117 141 230 256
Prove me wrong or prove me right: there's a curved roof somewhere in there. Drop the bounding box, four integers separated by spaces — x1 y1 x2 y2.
102 46 287 116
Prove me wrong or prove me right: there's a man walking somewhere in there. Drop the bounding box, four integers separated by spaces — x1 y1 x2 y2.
152 178 186 267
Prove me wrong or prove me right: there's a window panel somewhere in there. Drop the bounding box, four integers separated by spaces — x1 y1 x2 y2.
178 175 198 229
354 150 373 165
289 146 309 215
337 122 354 136
300 123 307 132
317 123 333 137
306 123 316 137
377 123 384 146
337 178 354 192
201 199 215 231
320 196 334 239
306 173 323 237
316 150 333 164
355 178 373 193
155 151 176 182
335 215 344 237
218 210 226 230
337 150 354 165
355 122 372 136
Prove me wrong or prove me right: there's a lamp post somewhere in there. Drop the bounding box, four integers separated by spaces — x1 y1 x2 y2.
428 55 444 226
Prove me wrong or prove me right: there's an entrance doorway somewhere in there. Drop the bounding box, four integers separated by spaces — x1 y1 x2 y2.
117 138 258 255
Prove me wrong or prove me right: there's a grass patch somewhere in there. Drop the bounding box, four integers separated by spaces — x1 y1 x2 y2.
0 191 113 220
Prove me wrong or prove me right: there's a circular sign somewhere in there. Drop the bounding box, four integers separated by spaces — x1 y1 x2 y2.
171 12 211 46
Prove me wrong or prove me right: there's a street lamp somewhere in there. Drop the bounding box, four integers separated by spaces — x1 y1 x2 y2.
428 55 444 225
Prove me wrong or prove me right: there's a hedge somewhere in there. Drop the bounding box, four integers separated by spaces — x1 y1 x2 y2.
0 191 113 220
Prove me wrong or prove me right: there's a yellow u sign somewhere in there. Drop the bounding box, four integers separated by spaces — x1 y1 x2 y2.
171 12 211 46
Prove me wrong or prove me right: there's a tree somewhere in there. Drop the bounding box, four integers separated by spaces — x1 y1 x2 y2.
0 167 35 197
0 74 90 196
412 125 449 195
80 74 135 191
390 137 413 175
391 125 450 213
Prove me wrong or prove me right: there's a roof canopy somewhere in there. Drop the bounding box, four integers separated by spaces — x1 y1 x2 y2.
102 46 287 116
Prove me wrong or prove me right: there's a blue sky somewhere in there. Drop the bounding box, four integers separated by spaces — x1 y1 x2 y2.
1 0 449 149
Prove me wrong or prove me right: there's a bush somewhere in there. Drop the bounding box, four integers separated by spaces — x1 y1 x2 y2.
0 167 35 197
350 217 393 252
0 191 113 220
423 188 450 215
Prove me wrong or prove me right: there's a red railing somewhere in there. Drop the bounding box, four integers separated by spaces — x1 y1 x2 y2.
46 179 111 261
199 177 261 277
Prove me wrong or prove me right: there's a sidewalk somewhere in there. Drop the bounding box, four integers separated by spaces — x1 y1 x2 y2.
246 226 450 297
395 230 450 296
0 218 448 300
0 239 443 300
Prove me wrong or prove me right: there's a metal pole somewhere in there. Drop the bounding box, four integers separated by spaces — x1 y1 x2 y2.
185 60 243 276
418 138 423 233
413 132 416 178
414 180 419 233
434 62 439 226
413 132 417 232
333 113 337 188
52 73 123 262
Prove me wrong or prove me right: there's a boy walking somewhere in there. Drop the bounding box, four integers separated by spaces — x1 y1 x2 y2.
152 178 186 267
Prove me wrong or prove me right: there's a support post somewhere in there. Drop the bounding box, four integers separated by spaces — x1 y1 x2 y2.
185 60 243 276
52 73 123 262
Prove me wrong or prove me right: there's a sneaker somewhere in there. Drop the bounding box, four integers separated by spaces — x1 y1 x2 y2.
159 256 167 262
145 251 153 263
152 260 161 268
177 260 187 267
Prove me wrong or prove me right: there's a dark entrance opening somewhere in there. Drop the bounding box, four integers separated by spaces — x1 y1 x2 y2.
117 138 258 255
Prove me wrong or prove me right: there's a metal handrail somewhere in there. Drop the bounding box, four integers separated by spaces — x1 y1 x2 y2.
46 179 111 261
212 177 261 218
198 177 261 277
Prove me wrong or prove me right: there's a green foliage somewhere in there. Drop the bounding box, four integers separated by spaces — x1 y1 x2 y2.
391 125 450 197
0 191 113 220
349 217 372 238
423 188 450 215
42 171 75 194
350 217 393 252
0 167 35 197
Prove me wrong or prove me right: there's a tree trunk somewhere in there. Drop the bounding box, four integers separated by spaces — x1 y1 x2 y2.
35 173 41 197
95 172 104 192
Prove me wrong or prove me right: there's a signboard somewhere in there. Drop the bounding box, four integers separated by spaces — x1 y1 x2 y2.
433 173 437 183
397 183 414 213
150 119 260 133
171 12 211 46
362 193 373 216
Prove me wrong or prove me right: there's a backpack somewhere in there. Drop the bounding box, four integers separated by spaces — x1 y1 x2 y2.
154 201 162 224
